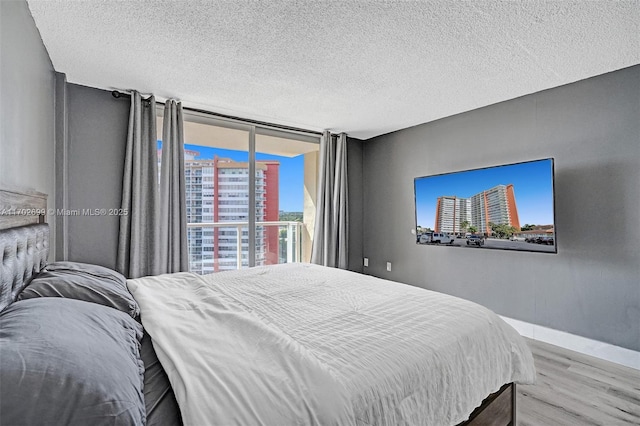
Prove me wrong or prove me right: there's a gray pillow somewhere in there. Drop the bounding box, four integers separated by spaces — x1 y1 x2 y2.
17 261 139 318
141 331 184 426
0 297 146 426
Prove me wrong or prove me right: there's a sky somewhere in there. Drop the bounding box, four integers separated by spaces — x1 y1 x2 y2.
183 143 304 212
414 159 555 229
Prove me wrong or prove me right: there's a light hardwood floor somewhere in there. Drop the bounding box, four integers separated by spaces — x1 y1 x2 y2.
518 338 640 425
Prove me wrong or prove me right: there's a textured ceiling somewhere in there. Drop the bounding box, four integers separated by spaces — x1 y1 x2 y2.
28 1 639 140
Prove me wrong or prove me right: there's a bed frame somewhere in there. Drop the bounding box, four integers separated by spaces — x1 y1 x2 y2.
459 382 516 426
0 187 516 425
0 187 47 230
0 188 50 312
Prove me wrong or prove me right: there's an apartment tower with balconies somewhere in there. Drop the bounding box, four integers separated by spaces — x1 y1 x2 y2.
183 151 279 273
434 184 520 235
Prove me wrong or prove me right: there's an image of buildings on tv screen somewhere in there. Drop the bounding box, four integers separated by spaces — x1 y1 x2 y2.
414 159 556 251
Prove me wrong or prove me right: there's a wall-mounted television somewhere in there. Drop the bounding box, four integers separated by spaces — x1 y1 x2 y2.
414 158 556 254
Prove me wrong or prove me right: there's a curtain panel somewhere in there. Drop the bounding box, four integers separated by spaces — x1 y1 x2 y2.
117 92 161 278
311 131 349 269
159 100 188 273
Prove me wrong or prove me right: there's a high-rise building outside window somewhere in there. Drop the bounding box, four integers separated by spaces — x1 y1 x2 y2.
182 150 279 273
158 111 320 275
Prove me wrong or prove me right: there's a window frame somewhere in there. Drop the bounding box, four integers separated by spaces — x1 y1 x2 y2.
158 106 320 269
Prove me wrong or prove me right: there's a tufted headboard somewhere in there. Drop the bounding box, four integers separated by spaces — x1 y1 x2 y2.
0 188 49 311
0 224 49 311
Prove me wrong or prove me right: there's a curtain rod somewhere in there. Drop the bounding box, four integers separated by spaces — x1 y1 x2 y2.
111 90 324 137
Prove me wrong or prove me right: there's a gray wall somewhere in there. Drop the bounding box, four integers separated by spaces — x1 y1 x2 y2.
0 0 56 259
360 66 640 352
347 137 364 273
62 83 129 269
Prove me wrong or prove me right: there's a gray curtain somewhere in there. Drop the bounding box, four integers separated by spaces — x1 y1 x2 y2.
311 131 349 269
117 92 161 278
159 100 188 273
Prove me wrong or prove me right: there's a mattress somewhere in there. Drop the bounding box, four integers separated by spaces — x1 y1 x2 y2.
128 263 536 425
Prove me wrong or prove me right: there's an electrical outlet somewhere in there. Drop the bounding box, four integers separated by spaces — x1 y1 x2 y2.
386 262 392 272
363 257 369 267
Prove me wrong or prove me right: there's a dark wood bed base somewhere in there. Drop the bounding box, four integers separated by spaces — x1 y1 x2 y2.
458 382 515 426
1 187 516 426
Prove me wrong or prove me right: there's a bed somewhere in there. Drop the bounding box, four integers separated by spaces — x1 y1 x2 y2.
0 188 535 425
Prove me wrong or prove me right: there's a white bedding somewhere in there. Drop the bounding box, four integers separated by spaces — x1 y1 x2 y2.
128 263 536 426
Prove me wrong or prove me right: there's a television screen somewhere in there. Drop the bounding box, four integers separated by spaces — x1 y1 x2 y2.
414 158 556 253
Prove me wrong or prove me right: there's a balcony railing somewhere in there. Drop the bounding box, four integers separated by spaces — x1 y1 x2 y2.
187 221 304 271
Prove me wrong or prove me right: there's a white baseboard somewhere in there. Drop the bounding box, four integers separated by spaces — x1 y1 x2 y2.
500 316 640 371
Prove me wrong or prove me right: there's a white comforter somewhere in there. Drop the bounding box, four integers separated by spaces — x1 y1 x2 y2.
128 263 535 426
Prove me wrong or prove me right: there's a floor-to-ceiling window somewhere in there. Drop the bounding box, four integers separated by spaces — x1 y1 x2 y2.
158 110 319 274
255 129 321 267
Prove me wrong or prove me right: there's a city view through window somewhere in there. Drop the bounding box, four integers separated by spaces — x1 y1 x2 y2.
158 116 320 274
